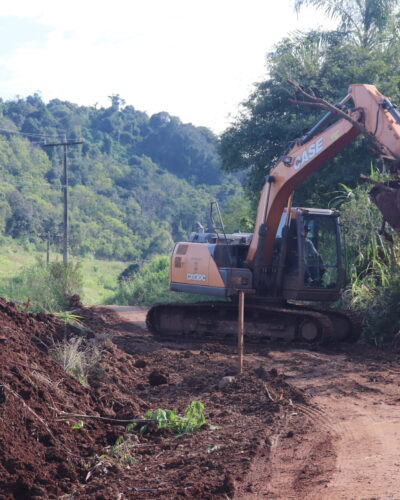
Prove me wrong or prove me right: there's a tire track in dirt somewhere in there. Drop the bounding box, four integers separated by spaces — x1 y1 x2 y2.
264 349 400 499
312 398 400 499
238 417 336 499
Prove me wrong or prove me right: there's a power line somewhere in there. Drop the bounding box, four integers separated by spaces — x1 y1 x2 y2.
0 127 67 140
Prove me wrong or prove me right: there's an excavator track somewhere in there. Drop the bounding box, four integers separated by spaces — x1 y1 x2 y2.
146 301 361 344
298 306 362 343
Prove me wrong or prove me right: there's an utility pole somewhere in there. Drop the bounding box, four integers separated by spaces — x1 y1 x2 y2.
46 232 50 264
238 291 245 374
43 138 83 265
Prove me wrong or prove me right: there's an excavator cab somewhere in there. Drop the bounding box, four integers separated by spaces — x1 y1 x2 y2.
278 208 345 301
170 206 344 303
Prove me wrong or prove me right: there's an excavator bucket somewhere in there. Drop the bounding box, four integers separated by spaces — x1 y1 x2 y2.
369 181 400 233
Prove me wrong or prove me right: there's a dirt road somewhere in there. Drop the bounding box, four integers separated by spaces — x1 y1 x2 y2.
251 348 400 499
105 305 400 499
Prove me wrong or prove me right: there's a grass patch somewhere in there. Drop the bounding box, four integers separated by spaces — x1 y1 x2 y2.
0 259 83 312
50 337 101 386
54 311 86 330
0 245 126 307
78 258 126 305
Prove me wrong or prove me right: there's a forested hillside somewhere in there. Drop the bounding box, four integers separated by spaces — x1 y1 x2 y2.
0 96 241 261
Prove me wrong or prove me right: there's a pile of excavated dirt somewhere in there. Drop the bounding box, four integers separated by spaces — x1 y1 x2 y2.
0 299 112 499
0 301 317 499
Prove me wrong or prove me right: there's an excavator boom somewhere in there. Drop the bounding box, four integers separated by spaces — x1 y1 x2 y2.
248 84 400 272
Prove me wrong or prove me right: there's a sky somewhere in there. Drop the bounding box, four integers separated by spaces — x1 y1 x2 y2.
0 0 335 133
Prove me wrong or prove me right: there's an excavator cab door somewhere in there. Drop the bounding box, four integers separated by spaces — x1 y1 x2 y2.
281 209 345 302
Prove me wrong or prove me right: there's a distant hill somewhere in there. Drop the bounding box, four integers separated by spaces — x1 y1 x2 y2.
0 94 241 261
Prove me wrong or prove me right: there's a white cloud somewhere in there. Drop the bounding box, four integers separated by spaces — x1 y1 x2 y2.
0 0 335 132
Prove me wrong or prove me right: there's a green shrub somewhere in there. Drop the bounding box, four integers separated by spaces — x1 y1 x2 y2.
111 255 213 305
0 258 83 312
107 435 140 465
339 177 400 344
54 311 86 330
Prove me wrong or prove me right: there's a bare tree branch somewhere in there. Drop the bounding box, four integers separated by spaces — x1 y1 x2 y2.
287 80 400 166
56 412 152 424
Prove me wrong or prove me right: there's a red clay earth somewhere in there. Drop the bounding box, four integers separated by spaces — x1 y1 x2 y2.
1 301 400 499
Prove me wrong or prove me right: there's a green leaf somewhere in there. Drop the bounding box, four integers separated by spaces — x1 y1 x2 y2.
126 422 136 432
71 419 84 429
143 401 211 435
339 183 352 193
114 435 124 446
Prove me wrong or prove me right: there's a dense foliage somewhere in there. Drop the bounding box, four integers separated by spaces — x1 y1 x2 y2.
0 96 240 260
339 177 400 344
219 2 400 208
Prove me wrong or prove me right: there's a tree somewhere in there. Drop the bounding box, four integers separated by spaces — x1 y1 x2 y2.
219 23 400 208
108 94 126 110
141 114 223 185
222 195 254 233
6 190 41 238
294 0 400 47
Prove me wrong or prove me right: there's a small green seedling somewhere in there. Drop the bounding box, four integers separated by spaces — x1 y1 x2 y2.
142 401 209 435
71 419 84 429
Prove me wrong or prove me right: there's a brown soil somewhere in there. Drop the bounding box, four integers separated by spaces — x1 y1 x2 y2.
1 302 400 499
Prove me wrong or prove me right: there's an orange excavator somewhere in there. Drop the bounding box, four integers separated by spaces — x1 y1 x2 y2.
147 84 400 343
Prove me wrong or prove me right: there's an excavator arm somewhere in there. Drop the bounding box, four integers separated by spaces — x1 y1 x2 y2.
246 84 400 271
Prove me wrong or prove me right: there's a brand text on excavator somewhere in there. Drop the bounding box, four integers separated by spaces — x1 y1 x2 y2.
294 137 324 170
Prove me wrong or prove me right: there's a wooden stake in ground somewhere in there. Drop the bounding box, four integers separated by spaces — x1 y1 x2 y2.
238 291 245 374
